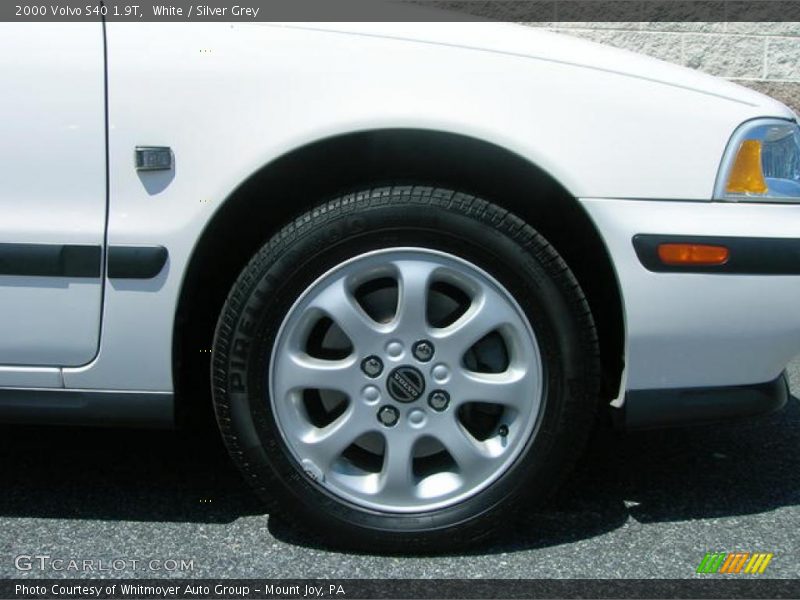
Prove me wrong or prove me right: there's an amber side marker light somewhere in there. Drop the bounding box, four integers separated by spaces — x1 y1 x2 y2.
658 243 730 266
726 139 769 194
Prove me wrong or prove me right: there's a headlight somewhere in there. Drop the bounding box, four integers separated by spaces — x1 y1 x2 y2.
715 118 800 203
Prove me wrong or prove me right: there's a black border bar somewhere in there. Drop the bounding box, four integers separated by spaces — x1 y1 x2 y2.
5 1 800 22
424 0 800 22
633 234 800 275
3 579 800 599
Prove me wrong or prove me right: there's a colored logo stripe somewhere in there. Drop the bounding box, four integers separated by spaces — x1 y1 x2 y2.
697 553 726 573
745 553 774 574
697 552 774 574
719 552 749 573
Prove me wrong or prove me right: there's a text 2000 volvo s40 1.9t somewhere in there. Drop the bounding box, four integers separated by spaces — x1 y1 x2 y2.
1 21 799 551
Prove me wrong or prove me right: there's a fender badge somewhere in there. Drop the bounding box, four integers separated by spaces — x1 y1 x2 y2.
135 146 173 171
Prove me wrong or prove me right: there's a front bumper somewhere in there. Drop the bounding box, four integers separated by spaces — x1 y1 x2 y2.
580 198 800 396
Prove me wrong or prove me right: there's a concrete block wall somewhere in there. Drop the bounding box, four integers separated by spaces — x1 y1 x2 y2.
522 22 800 112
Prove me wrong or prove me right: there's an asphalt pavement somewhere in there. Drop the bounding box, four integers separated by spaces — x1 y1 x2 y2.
1 359 798 580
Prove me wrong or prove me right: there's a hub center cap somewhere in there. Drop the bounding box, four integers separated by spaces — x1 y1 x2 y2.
387 365 426 403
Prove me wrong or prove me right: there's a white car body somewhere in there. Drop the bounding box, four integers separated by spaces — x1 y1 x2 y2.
0 21 797 427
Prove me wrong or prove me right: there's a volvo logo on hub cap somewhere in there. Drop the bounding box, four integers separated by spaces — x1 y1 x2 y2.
387 366 425 403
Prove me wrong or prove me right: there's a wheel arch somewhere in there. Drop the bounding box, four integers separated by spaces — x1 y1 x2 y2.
173 129 625 426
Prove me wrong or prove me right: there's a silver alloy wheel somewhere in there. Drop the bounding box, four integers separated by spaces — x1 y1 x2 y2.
270 248 544 513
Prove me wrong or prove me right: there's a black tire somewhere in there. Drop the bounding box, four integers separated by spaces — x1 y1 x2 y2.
212 186 600 552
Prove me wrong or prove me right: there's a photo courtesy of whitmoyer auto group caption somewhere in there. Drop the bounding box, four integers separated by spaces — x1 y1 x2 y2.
1 0 800 598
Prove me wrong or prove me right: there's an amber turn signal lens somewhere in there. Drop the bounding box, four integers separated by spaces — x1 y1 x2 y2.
726 139 768 194
658 243 730 266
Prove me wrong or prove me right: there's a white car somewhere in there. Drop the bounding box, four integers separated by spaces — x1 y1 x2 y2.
1 21 799 551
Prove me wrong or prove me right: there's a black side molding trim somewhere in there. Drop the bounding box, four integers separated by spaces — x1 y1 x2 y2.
0 243 101 278
633 234 800 275
0 389 174 428
623 374 789 430
107 245 168 279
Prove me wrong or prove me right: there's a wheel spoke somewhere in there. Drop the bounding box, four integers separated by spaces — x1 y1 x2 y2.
379 431 418 498
436 417 493 474
276 353 358 396
308 277 383 350
449 367 532 409
392 260 437 333
299 408 375 469
435 287 517 354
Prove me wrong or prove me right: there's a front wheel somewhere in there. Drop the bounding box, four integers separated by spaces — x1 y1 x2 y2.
212 186 600 551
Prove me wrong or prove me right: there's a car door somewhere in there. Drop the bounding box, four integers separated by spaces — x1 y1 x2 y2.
0 23 106 368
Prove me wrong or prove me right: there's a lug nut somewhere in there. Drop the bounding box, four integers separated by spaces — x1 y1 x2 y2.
361 355 384 378
377 405 400 427
427 390 450 412
412 340 435 363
